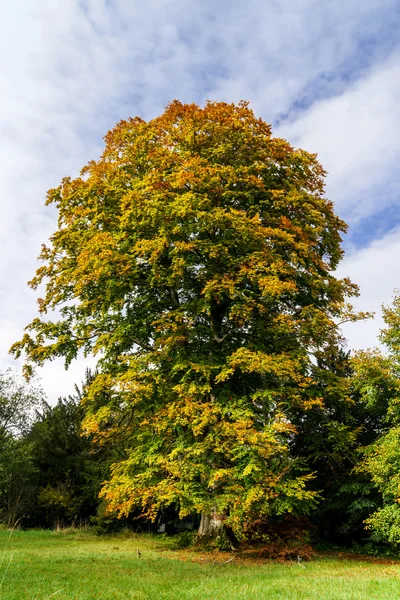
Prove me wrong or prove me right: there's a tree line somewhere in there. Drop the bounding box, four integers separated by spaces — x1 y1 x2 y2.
0 369 111 531
5 100 400 549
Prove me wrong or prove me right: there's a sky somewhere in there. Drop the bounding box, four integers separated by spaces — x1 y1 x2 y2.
1 0 400 402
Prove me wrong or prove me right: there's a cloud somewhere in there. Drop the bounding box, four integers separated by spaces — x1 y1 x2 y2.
1 0 400 400
337 227 400 351
277 56 400 224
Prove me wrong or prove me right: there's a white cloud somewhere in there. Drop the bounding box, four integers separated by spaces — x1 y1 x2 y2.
1 0 400 400
277 56 400 221
337 227 400 351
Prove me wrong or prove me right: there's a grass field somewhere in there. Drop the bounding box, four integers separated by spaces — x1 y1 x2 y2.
1 529 400 599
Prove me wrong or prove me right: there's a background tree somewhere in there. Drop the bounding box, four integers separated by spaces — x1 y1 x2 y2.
0 368 116 530
292 346 385 544
353 294 400 544
12 100 365 541
0 370 43 525
0 369 43 437
26 370 115 529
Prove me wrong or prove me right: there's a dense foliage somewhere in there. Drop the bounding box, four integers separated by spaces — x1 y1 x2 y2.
5 101 400 550
353 295 400 544
0 370 116 529
0 370 43 525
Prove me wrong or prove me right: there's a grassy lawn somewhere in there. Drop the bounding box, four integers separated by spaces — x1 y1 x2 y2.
1 529 400 599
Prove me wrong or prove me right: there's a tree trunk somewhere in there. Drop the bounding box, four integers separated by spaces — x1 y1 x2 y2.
198 511 224 538
197 510 237 550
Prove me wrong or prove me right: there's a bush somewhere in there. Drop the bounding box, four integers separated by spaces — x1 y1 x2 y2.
173 530 196 549
242 515 315 561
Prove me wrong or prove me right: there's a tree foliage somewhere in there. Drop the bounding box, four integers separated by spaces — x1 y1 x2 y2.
25 370 115 528
0 370 43 525
12 101 365 535
0 369 115 529
0 369 43 437
353 294 400 544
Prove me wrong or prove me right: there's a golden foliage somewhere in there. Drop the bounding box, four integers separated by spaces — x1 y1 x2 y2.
11 100 365 532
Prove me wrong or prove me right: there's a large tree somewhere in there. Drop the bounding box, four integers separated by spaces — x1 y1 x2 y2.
12 101 362 539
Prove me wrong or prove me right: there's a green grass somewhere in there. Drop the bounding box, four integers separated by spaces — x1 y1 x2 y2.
1 529 400 599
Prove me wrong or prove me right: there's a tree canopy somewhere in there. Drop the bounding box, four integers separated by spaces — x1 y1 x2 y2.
352 294 400 544
0 370 43 525
12 100 366 537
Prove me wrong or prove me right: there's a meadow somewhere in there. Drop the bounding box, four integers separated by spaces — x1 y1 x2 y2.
1 529 400 599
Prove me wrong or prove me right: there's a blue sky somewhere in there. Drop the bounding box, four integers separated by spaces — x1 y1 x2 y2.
1 0 400 400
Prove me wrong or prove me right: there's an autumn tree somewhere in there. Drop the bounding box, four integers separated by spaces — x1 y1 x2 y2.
12 101 362 541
